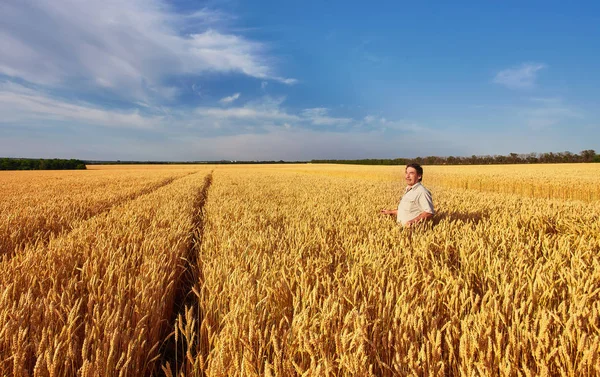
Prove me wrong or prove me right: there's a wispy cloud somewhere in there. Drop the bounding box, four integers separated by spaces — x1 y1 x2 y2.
191 83 202 97
278 78 299 85
528 97 562 104
0 81 162 129
301 108 352 126
219 93 241 104
521 97 582 130
363 115 377 123
493 63 546 89
4 80 590 161
194 106 298 122
0 0 295 102
193 96 300 131
0 80 419 137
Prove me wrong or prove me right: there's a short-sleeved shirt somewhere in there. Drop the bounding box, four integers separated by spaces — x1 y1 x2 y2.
397 182 435 225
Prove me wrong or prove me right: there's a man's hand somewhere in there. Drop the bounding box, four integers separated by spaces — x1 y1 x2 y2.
380 209 397 216
406 212 434 226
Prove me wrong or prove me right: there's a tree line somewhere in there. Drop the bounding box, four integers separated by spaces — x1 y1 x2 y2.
2 150 597 169
0 158 87 170
85 160 302 165
311 150 599 165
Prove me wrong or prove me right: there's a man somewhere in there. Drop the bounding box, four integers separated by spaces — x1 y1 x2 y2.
381 163 435 226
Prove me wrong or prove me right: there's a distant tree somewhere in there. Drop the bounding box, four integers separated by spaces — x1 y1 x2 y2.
580 149 596 162
540 152 555 163
0 158 87 170
308 150 599 166
554 151 573 163
526 153 539 164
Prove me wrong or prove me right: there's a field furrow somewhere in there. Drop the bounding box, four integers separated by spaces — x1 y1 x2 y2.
0 169 196 259
0 169 212 376
159 172 213 374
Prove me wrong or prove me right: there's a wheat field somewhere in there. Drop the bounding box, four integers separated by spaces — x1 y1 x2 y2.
1 164 599 376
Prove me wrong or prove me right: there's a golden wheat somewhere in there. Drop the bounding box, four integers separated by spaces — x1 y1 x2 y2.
0 166 198 259
0 166 211 376
172 164 600 377
2 163 599 377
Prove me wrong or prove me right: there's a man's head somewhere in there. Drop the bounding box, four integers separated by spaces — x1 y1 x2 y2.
405 163 423 186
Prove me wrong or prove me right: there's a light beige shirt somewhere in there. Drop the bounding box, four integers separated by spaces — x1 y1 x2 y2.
397 182 435 225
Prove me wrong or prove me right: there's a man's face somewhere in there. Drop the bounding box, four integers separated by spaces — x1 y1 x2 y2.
405 167 421 186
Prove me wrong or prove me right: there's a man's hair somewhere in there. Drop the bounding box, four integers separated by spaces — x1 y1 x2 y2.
406 163 423 182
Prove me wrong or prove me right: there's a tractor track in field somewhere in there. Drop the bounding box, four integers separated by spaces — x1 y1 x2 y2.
0 170 206 375
2 171 199 261
159 171 213 376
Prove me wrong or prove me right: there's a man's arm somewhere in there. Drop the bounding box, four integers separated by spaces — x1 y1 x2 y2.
405 211 433 226
407 190 434 226
380 209 397 216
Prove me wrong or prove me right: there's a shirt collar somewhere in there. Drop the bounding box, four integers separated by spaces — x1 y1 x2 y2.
405 182 422 193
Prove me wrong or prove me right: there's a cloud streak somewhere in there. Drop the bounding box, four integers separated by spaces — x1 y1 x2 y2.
0 82 163 129
219 93 241 104
1 78 433 136
493 63 546 89
0 0 295 103
0 82 451 160
521 98 583 130
301 108 352 126
1 82 593 161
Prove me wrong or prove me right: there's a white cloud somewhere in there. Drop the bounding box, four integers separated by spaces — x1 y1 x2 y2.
362 115 390 126
301 107 352 126
0 87 300 133
528 97 561 104
194 106 298 122
521 98 583 130
278 78 299 85
193 96 300 130
301 108 328 117
0 81 433 138
3 82 594 161
363 115 377 123
219 92 241 104
191 83 202 96
0 82 162 129
0 0 295 101
0 82 461 160
493 63 546 89
378 120 425 133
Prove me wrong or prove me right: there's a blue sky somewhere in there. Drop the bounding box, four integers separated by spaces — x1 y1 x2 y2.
1 0 598 160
